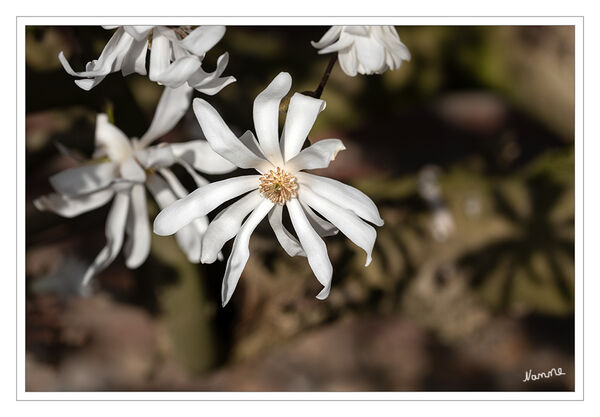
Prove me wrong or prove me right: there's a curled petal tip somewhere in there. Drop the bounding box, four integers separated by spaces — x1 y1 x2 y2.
316 285 331 300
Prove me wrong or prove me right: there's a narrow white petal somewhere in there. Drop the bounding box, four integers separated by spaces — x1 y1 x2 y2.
138 84 193 146
311 26 343 49
281 93 326 161
95 114 133 162
169 140 237 174
177 159 210 187
316 33 354 55
188 52 236 95
193 98 272 171
299 200 338 237
286 139 345 172
153 176 260 236
146 173 204 263
122 26 154 41
300 186 376 266
58 28 131 79
179 25 225 56
297 172 383 226
34 189 114 218
221 199 273 306
337 46 359 77
287 198 332 299
253 72 291 165
148 29 171 81
135 144 176 170
49 162 117 197
201 190 263 264
268 204 305 257
119 156 146 183
152 56 202 88
81 191 130 286
121 38 148 76
124 184 151 268
158 168 188 199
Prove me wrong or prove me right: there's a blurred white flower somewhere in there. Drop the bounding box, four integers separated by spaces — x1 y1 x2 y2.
34 85 236 288
59 25 235 94
312 26 410 76
418 166 455 242
153 72 383 306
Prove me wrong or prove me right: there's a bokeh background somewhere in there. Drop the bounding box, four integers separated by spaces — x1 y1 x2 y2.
25 25 574 391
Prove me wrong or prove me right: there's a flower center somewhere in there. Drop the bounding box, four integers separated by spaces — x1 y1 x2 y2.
259 167 298 205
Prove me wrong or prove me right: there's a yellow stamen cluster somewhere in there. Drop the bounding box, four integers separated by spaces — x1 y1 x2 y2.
259 167 298 205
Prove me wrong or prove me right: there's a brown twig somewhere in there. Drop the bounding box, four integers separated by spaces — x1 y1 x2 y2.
304 55 338 99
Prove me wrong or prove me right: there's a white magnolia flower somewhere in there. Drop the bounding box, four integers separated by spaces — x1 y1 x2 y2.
59 25 235 94
312 26 411 76
153 72 384 306
35 85 236 287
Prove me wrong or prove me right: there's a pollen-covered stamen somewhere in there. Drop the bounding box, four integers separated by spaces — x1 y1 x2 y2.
259 167 298 205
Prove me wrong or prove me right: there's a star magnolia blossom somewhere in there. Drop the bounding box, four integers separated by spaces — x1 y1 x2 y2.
312 26 411 76
59 25 235 93
35 85 236 287
153 72 384 306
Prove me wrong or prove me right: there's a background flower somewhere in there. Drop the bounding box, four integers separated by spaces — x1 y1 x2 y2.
35 85 236 287
312 25 411 76
59 25 236 93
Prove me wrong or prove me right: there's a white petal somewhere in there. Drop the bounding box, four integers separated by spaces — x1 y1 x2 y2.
201 190 263 264
281 93 326 161
238 130 267 160
121 38 148 76
148 28 171 80
49 162 117 197
58 28 131 79
138 84 193 147
337 45 359 77
179 25 225 56
124 184 151 268
135 144 176 170
34 189 114 218
177 159 210 187
169 140 237 174
268 204 305 257
311 26 343 49
158 168 188 199
188 52 236 95
153 176 260 236
286 139 345 172
221 199 273 306
300 186 376 266
95 114 132 162
122 26 154 41
287 198 332 299
299 200 338 237
253 72 291 165
343 26 370 37
353 35 386 74
119 156 146 183
193 98 272 171
316 32 354 55
148 28 202 87
146 173 203 263
81 191 130 286
153 56 202 88
296 172 383 226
